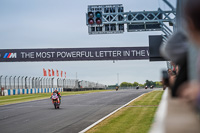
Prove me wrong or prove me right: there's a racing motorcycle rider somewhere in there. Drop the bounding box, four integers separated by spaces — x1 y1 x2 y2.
51 90 61 104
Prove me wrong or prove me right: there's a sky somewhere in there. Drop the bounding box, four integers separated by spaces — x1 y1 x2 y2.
0 0 177 85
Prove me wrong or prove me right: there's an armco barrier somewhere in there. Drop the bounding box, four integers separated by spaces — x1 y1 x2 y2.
2 88 63 96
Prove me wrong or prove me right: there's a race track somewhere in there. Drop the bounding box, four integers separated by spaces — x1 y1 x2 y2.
0 89 153 133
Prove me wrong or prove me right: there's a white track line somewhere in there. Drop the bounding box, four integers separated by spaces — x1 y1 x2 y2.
79 93 147 133
149 88 168 133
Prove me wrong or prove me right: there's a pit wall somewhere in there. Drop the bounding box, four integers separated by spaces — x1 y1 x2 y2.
2 88 63 96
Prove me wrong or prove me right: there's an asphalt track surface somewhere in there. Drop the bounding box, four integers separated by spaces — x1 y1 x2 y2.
0 89 153 133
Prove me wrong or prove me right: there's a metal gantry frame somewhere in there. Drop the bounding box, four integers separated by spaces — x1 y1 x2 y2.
101 10 175 24
87 0 176 36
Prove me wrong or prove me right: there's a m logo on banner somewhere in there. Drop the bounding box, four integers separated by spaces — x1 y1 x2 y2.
3 53 17 58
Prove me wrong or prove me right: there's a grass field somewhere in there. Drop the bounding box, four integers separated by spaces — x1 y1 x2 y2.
87 90 163 133
0 90 111 105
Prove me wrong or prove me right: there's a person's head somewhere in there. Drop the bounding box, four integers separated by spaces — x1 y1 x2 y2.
185 0 200 46
54 90 58 93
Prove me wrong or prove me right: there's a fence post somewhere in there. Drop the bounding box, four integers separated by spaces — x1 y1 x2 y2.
46 78 48 88
57 78 59 88
0 75 3 89
29 77 31 89
52 78 54 88
40 78 43 88
9 76 12 89
25 76 28 89
32 77 34 88
5 76 8 89
63 79 65 88
13 76 16 89
48 78 50 88
43 78 45 88
21 76 24 89
18 76 20 89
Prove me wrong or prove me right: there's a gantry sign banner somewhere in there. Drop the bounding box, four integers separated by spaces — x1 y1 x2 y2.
0 47 149 62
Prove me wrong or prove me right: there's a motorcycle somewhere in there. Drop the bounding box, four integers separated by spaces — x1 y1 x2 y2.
116 86 119 91
150 85 154 89
145 86 148 89
51 93 60 109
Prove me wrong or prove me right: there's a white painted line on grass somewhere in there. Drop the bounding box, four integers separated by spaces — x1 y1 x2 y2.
79 93 147 133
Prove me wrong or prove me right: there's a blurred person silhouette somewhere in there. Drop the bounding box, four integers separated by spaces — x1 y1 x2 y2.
179 0 200 110
160 31 189 97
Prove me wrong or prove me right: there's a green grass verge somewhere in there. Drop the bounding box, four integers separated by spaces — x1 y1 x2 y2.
0 90 111 105
87 90 164 133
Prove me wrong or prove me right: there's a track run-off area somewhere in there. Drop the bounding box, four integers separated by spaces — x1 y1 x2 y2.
0 89 154 133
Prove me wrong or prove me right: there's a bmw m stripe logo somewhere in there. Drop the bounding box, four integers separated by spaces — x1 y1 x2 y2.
3 53 17 58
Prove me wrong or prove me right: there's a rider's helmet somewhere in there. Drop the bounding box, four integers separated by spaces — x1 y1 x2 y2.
54 90 58 93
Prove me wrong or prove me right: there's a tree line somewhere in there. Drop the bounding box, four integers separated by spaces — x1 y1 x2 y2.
119 80 162 87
